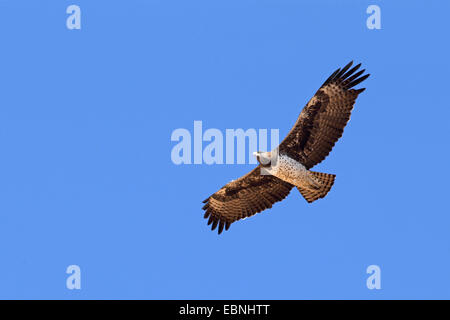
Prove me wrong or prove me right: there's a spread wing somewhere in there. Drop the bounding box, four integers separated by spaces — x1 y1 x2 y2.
202 166 293 234
279 61 370 169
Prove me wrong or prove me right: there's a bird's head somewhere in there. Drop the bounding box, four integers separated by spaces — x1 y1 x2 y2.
253 151 273 167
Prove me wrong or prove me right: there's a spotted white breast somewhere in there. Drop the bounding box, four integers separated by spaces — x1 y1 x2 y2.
264 153 317 188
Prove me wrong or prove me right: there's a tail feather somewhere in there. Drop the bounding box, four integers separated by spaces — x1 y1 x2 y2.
297 171 336 203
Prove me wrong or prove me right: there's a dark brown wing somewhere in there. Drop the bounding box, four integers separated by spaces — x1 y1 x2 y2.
279 61 370 169
202 166 293 234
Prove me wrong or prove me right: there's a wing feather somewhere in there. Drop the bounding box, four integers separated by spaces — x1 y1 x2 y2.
279 61 370 168
202 166 293 234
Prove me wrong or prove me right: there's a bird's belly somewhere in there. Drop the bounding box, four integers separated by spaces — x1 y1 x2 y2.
275 167 309 186
270 155 310 186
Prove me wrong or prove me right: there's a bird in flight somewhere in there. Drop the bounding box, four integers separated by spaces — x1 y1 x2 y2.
202 61 370 234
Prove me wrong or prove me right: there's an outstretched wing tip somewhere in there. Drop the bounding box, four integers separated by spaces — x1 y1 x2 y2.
323 61 370 90
201 192 229 235
321 61 369 88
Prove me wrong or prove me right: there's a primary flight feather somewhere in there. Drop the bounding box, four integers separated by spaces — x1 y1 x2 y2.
202 61 370 234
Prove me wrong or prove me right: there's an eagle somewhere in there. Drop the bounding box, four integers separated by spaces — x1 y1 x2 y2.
202 61 369 234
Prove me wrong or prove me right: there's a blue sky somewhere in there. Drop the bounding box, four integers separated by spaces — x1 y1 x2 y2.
0 0 449 299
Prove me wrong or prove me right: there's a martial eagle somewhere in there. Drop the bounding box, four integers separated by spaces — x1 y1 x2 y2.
202 61 369 234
